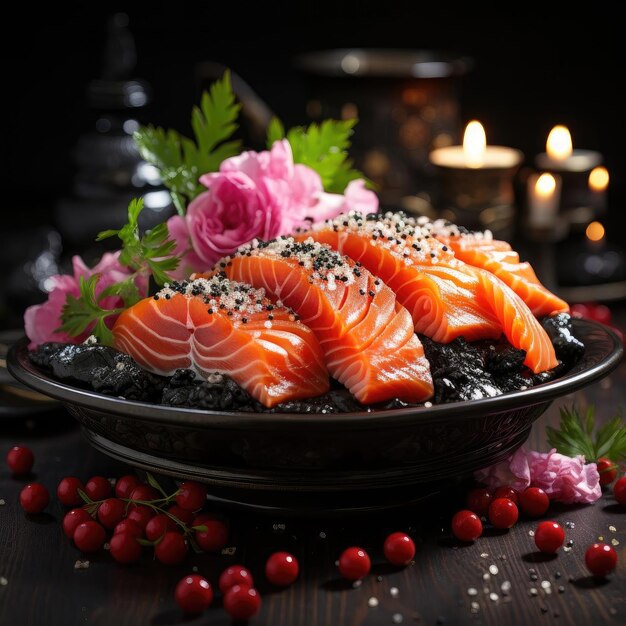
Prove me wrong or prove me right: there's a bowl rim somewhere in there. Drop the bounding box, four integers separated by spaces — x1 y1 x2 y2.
7 318 622 430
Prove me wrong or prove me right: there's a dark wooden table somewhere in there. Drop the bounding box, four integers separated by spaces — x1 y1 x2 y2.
1 320 625 626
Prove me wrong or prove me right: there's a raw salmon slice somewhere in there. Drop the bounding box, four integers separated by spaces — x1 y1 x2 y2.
112 275 329 408
431 225 569 318
205 238 433 404
298 212 558 374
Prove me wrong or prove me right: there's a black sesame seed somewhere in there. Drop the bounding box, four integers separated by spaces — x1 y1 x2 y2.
368 290 375 297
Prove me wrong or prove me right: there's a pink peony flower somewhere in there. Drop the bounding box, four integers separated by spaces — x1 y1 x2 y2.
24 252 147 349
474 447 601 505
167 140 378 276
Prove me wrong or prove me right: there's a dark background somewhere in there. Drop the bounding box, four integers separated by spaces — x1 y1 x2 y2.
3 6 625 231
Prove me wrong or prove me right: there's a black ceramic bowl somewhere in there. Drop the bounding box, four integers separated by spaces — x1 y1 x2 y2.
7 319 623 511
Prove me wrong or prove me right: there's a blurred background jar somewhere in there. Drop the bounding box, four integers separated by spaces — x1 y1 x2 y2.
294 48 472 214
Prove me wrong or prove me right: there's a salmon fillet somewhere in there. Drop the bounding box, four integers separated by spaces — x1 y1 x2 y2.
112 275 329 408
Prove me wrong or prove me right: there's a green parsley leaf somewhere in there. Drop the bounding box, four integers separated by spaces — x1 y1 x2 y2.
134 71 241 214
266 117 367 194
57 275 132 346
546 404 626 463
97 198 180 286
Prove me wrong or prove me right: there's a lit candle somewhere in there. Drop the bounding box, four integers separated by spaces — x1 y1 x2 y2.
429 121 523 236
534 125 606 226
588 166 609 213
527 172 562 229
430 120 523 169
536 125 602 172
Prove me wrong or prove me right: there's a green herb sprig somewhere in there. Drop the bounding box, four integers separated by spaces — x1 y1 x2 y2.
547 404 626 463
266 117 365 193
58 198 180 345
134 71 241 215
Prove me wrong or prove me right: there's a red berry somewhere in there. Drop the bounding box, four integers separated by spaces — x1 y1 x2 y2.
590 303 612 325
488 498 519 529
466 488 492 516
613 476 626 505
114 474 141 499
19 483 50 513
193 514 228 552
114 518 143 539
493 486 519 505
451 510 483 542
167 505 194 526
63 508 92 538
265 551 299 586
97 498 126 529
6 446 34 475
585 543 618 576
219 565 254 594
73 521 106 552
223 585 261 620
129 484 160 502
534 521 565 553
383 532 416 566
56 476 85 507
337 547 371 580
519 487 550 517
109 532 142 564
175 574 213 614
155 532 188 565
145 514 179 541
127 505 154 530
84 476 113 501
175 481 208 511
597 458 617 486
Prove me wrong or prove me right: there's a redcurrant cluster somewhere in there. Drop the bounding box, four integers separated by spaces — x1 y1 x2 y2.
451 482 620 577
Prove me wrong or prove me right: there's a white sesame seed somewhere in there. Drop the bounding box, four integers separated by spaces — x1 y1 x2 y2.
467 588 478 596
368 597 379 607
609 525 617 532
0 499 5 506
480 552 489 559
470 601 480 613
482 573 490 581
611 538 620 546
352 580 362 588
501 581 511 594
319 531 327 539
541 580 551 589
489 565 499 576
392 613 404 624
0 577 7 586
489 593 499 602
390 587 399 598
529 588 538 596
528 530 535 537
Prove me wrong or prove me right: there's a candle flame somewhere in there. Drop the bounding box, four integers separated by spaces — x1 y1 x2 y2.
535 173 556 198
463 120 486 168
588 166 609 192
546 125 573 160
586 221 605 242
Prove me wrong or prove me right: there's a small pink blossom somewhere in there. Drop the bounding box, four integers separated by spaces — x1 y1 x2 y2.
474 447 601 504
24 252 147 349
167 140 378 276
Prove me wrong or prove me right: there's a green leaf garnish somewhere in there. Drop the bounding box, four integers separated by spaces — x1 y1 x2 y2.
266 117 367 194
547 404 626 463
57 275 128 346
97 198 180 286
134 71 241 214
